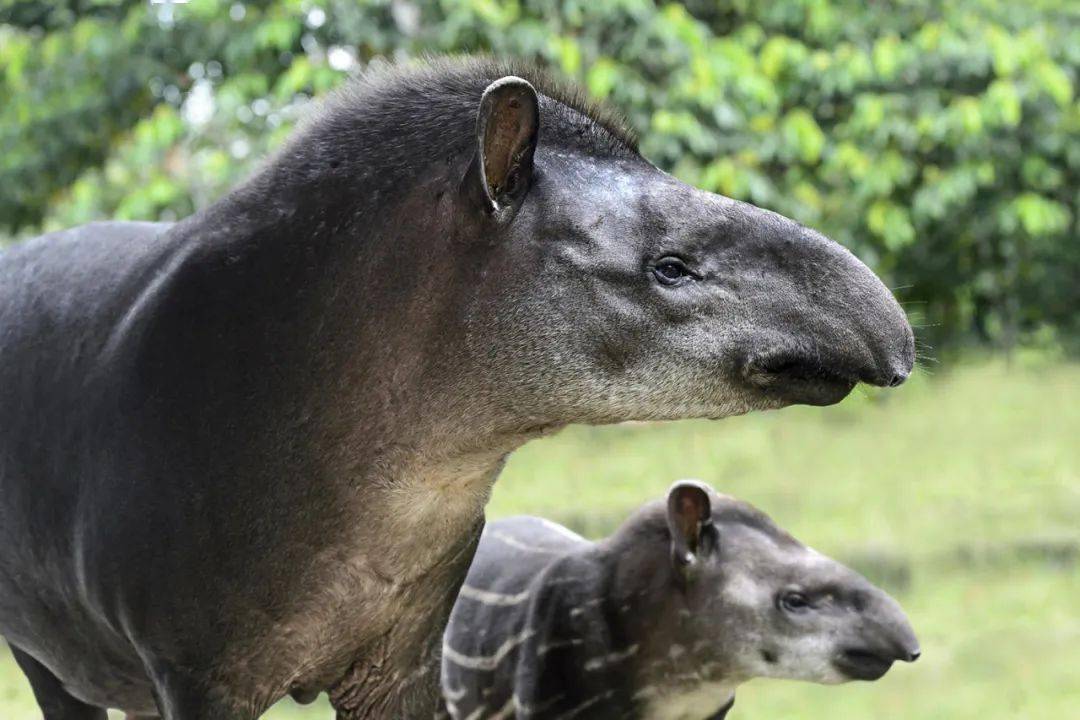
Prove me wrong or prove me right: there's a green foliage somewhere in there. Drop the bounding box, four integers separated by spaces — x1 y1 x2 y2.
1 0 1078 350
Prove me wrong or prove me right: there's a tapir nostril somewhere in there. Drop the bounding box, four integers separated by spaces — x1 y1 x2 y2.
887 371 908 387
906 649 921 663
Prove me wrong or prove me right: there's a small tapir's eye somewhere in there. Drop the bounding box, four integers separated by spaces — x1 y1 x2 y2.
652 257 694 286
780 591 812 614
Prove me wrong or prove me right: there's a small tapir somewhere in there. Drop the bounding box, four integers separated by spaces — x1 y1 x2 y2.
440 481 919 719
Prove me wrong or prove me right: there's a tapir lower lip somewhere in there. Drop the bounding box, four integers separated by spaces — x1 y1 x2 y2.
743 355 859 406
833 648 895 681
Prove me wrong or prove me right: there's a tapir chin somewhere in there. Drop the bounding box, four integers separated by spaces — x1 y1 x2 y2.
0 58 913 719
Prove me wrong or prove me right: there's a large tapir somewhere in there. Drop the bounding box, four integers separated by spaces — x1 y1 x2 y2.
0 58 913 719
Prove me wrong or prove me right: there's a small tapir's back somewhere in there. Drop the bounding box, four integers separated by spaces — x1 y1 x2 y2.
461 516 589 588
440 516 593 718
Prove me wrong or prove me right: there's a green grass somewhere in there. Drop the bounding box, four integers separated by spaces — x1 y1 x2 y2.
2 361 1078 719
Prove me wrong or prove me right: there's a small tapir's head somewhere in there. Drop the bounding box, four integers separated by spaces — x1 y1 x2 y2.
640 480 920 686
456 70 914 424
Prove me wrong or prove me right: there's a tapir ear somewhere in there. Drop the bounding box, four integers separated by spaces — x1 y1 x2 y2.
667 480 715 574
472 76 539 214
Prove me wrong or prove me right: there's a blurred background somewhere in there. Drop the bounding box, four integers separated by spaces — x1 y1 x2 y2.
0 1 1077 718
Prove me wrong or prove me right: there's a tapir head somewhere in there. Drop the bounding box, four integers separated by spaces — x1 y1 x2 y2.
660 481 920 685
459 74 914 424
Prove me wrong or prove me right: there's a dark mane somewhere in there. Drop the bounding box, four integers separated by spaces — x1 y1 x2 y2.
338 55 638 152
263 56 640 201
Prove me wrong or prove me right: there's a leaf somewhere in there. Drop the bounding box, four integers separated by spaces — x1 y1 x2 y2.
781 109 825 164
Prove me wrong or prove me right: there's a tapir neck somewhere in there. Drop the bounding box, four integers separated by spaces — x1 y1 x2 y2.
522 542 738 720
166 165 549 582
594 535 741 718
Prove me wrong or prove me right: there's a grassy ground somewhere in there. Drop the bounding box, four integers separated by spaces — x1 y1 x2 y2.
2 360 1077 719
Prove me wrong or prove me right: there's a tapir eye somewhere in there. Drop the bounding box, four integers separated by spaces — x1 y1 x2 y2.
652 257 694 286
780 591 812 614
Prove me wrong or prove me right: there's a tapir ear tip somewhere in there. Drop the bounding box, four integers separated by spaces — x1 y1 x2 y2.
668 478 714 496
480 76 539 113
484 75 537 94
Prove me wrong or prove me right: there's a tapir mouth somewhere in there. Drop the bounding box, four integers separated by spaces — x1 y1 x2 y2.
832 648 895 681
743 353 860 406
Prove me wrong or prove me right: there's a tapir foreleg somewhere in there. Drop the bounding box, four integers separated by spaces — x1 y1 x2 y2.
10 644 108 720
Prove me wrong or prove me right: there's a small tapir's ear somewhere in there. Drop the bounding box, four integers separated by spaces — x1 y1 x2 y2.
471 76 539 214
666 480 715 575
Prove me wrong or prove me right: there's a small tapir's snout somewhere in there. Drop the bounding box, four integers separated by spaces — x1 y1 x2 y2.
835 589 920 681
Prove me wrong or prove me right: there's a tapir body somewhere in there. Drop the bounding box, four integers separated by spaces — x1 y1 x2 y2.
0 58 913 719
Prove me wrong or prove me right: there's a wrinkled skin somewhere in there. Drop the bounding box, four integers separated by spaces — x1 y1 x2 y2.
472 152 913 424
0 59 913 720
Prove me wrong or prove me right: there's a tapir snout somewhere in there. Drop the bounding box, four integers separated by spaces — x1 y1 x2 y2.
723 199 916 406
835 584 921 681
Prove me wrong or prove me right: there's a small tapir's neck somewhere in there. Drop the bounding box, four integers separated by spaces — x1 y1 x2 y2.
583 526 743 716
539 542 739 720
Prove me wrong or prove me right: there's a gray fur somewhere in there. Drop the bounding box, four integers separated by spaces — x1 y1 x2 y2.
441 482 919 719
0 58 912 719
